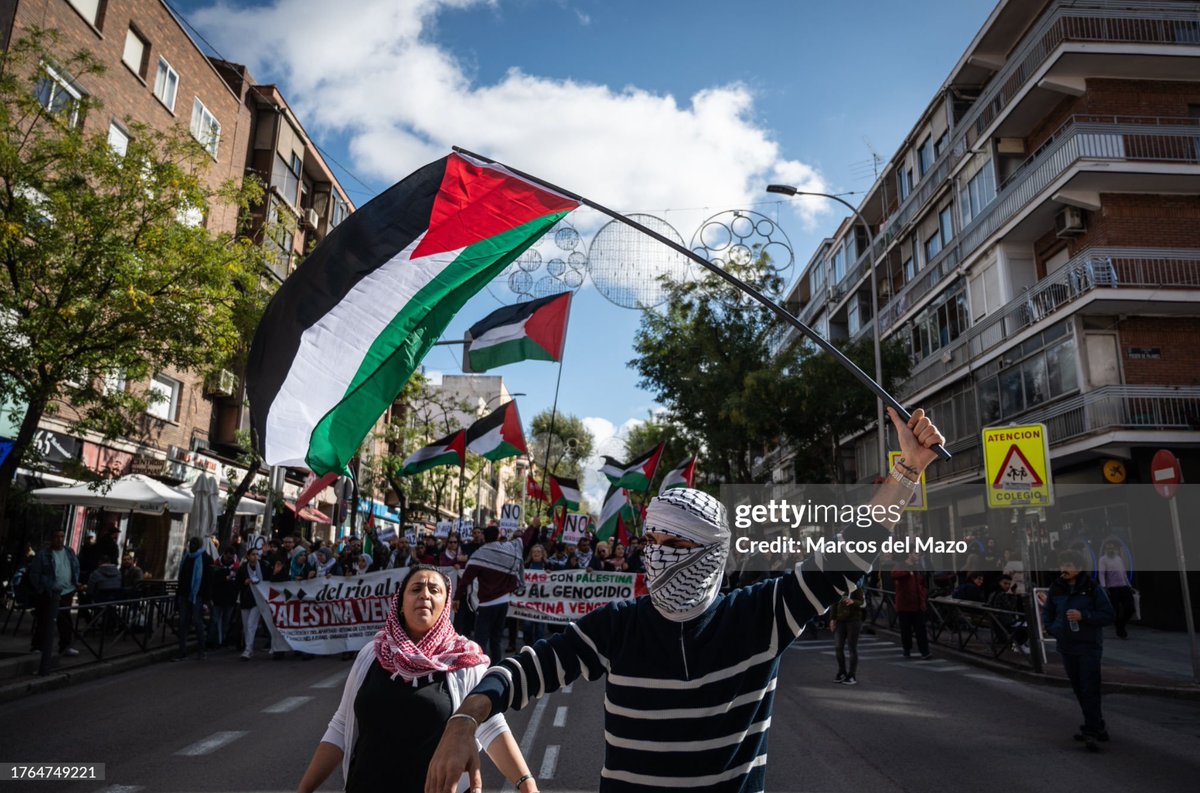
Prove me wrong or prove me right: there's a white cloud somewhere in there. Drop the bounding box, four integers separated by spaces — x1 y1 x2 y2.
188 0 829 236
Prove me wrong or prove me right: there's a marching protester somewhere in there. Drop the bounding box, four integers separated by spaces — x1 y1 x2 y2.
237 547 265 660
427 407 944 792
454 524 536 662
174 536 211 662
297 566 538 793
1098 541 1134 640
210 550 240 648
1039 549 1115 748
831 584 866 685
892 551 932 659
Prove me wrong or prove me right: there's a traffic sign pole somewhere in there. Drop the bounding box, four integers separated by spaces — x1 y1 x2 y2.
1166 495 1200 684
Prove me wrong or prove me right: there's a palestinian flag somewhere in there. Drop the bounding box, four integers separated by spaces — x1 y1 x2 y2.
595 485 634 543
526 474 548 503
549 474 581 511
466 400 527 461
658 457 697 494
247 152 578 475
599 456 626 482
603 443 665 492
401 430 466 476
465 293 572 373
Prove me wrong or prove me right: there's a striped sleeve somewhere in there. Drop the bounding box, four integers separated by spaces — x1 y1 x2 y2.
471 602 618 716
775 521 889 646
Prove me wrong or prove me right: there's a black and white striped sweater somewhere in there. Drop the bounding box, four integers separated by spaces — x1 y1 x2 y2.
471 521 888 792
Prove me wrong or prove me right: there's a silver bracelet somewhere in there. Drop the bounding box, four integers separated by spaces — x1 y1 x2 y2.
889 467 920 489
515 773 535 789
448 712 479 728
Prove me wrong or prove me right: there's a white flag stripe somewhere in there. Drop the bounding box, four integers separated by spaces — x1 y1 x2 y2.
470 315 532 350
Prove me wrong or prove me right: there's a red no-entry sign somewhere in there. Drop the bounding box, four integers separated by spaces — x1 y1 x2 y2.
1151 449 1183 500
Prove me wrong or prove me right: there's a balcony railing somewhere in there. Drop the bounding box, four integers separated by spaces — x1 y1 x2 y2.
897 247 1200 399
1022 385 1200 444
878 117 1200 335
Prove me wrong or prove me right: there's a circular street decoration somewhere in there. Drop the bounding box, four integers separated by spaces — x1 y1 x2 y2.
488 219 588 303
687 210 795 306
587 213 690 310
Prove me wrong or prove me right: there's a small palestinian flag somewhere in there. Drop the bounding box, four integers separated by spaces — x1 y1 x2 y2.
526 474 548 503
599 456 626 482
549 474 581 511
658 456 697 494
595 485 634 543
466 400 527 461
401 430 466 476
465 293 572 373
247 152 578 475
603 443 665 492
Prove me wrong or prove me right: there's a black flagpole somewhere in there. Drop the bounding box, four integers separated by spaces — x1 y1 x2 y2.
452 146 950 461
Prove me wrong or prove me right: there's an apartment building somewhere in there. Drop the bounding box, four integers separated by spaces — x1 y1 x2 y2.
776 0 1199 627
0 0 355 572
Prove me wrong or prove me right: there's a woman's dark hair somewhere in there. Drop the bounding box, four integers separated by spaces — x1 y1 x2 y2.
1058 549 1086 569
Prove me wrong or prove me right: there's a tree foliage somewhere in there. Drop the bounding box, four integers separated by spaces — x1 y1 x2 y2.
0 31 276 538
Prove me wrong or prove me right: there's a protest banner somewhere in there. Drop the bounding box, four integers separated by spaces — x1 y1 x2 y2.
510 568 648 624
252 568 406 654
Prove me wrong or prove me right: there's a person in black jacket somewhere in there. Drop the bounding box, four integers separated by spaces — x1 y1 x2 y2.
210 551 240 647
1039 549 1115 745
174 536 212 661
236 548 266 660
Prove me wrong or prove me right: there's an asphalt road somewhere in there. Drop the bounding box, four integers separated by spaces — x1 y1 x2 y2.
4 630 1200 793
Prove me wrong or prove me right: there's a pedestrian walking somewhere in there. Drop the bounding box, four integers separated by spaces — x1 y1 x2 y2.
427 407 944 793
237 548 265 660
297 566 538 793
831 585 865 685
27 529 80 675
1097 542 1134 639
1039 549 1115 749
454 524 535 662
892 551 932 659
174 536 211 661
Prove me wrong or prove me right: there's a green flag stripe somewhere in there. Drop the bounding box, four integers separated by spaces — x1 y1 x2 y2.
469 336 558 371
306 212 569 473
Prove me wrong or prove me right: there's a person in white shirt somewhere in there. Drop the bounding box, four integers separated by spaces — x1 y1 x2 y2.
1097 542 1134 639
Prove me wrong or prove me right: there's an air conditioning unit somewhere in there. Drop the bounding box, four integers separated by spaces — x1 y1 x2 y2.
304 207 320 229
204 369 237 398
1055 206 1086 237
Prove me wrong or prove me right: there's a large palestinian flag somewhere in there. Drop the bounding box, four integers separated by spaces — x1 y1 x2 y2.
602 443 665 492
466 400 527 461
658 456 697 494
595 484 634 543
400 430 466 476
247 152 578 475
526 474 548 503
549 474 581 511
465 293 571 373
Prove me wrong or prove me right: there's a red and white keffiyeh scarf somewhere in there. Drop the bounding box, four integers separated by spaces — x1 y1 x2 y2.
373 579 489 683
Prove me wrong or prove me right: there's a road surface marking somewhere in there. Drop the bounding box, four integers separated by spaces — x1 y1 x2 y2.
562 684 573 693
890 661 969 672
966 673 1019 684
519 696 551 758
175 731 248 756
263 695 314 713
311 671 347 689
553 706 568 727
94 787 142 793
539 745 560 779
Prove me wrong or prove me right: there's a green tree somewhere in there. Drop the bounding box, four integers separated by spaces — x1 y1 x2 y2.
0 31 276 542
528 410 593 482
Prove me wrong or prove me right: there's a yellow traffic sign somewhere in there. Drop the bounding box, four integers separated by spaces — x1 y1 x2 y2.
889 451 927 511
983 423 1053 508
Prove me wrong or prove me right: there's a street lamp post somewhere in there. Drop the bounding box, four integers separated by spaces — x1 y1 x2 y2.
767 185 887 480
474 391 525 525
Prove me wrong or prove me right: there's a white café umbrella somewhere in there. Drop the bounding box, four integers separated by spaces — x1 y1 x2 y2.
188 472 221 541
29 473 194 514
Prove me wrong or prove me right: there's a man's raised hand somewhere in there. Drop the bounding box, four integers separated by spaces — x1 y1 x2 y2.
887 407 945 473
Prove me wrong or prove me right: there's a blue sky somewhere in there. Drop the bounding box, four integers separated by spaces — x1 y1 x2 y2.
178 0 994 505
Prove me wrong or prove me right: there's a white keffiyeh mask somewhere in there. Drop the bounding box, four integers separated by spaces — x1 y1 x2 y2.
643 489 730 622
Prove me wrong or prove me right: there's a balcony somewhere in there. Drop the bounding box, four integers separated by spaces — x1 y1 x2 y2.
897 247 1200 399
879 116 1200 335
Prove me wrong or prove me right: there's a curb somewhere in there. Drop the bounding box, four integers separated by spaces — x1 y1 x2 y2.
863 626 1200 700
0 646 179 704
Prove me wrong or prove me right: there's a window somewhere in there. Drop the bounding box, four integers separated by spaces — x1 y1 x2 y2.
924 232 941 263
960 158 996 227
900 285 969 364
939 206 954 246
67 0 104 27
847 295 861 336
122 27 148 77
153 58 178 112
903 256 915 282
832 245 845 283
977 336 1078 421
331 192 349 228
899 168 913 200
147 374 181 421
107 122 128 156
811 257 826 295
34 64 83 127
934 131 948 158
267 197 295 276
271 152 302 206
103 369 126 395
917 136 934 176
190 98 221 158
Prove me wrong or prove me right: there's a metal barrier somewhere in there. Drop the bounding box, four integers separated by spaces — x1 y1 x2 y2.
865 586 1034 669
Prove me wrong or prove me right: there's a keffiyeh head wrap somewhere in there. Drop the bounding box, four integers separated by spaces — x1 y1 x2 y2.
374 567 490 683
643 488 730 622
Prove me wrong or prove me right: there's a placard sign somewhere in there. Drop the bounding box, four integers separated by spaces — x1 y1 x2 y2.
499 503 523 533
562 513 589 546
